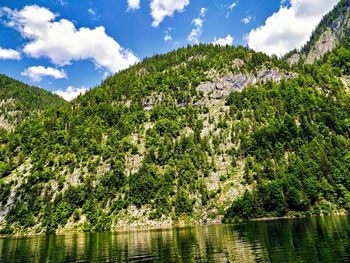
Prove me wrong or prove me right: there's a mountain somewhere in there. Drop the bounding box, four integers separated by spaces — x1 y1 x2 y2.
287 0 350 65
0 75 66 204
0 74 66 131
1 1 350 235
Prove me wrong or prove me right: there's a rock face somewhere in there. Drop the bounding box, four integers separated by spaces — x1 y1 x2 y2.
287 53 301 66
139 68 296 110
288 1 350 65
341 76 350 93
197 69 296 101
306 30 337 64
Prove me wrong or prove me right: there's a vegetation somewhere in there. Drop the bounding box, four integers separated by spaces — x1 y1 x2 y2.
224 48 350 222
1 1 350 235
0 74 66 126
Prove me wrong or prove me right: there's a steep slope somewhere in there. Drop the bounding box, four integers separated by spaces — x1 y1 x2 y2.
287 0 350 65
1 0 350 235
0 45 294 234
0 74 66 131
0 75 66 200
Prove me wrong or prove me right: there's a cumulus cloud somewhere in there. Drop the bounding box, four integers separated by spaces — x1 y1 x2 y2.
21 66 67 82
1 5 139 73
247 0 339 56
54 86 88 101
0 47 21 60
213 34 234 46
187 7 207 43
128 0 141 10
150 0 190 27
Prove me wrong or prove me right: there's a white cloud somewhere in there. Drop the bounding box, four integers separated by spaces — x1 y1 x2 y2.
52 0 67 6
1 5 139 73
242 16 252 24
0 47 21 60
164 27 174 42
88 8 96 16
88 8 100 20
128 0 141 10
199 7 207 16
226 1 237 18
150 0 190 27
213 34 234 46
54 86 88 101
164 32 172 42
187 7 207 43
247 0 339 56
228 2 237 10
21 66 67 82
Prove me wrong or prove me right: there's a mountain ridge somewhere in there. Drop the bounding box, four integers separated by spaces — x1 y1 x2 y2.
1 0 350 235
287 0 350 65
0 74 66 130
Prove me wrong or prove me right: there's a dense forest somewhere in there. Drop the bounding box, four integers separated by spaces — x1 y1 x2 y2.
0 74 66 127
0 0 350 235
224 46 350 222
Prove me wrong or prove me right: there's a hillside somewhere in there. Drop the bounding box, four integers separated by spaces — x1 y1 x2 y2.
1 1 350 235
287 0 350 65
0 74 66 131
0 75 66 197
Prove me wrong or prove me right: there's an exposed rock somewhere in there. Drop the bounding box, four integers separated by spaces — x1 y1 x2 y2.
306 30 337 64
187 54 206 62
0 99 15 107
0 209 8 224
287 53 300 66
0 116 14 131
341 76 350 93
114 205 174 229
0 159 33 225
232 58 245 68
125 153 143 176
136 67 148 77
138 68 285 111
141 94 164 111
198 68 296 102
300 2 350 64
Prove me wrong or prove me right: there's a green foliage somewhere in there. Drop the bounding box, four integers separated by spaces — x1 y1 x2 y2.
224 48 350 221
1 32 350 233
301 0 350 56
0 74 66 125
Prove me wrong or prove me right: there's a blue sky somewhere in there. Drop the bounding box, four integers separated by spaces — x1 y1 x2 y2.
0 0 339 100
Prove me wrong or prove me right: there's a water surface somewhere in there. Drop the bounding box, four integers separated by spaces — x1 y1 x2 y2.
1 216 350 262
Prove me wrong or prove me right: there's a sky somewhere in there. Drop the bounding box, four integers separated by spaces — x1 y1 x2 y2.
0 0 339 101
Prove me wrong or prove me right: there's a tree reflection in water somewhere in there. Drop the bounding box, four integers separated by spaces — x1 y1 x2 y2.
1 216 350 262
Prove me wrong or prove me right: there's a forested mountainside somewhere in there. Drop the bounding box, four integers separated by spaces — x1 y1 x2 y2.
0 74 66 131
0 75 66 185
287 0 350 65
0 1 350 235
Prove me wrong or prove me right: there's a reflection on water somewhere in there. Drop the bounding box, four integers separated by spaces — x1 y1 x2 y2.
1 216 350 262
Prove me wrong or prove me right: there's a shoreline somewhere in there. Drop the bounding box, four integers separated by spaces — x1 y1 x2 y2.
1 212 349 238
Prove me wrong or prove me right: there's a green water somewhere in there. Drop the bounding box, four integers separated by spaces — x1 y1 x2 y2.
1 216 350 262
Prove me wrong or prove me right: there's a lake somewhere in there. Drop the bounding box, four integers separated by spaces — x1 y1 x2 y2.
1 216 350 262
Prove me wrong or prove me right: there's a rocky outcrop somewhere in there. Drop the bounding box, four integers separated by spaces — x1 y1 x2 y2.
291 2 350 65
306 30 337 64
198 69 296 101
139 68 297 111
287 53 301 66
0 116 14 132
341 76 350 93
